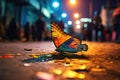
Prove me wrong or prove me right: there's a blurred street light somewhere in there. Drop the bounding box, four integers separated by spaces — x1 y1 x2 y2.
70 0 76 5
75 20 80 24
52 1 59 8
74 13 80 19
76 24 81 29
61 13 67 18
80 18 91 22
83 24 88 28
68 20 72 25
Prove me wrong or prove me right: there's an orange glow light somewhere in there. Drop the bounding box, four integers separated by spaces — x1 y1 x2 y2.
78 73 86 79
76 24 81 29
74 13 79 19
75 20 80 24
70 0 76 5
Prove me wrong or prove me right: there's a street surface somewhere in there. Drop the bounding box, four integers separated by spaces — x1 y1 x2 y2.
0 41 120 80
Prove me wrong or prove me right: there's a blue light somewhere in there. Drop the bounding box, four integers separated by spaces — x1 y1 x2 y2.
61 13 67 18
68 21 72 25
52 2 59 8
29 0 40 10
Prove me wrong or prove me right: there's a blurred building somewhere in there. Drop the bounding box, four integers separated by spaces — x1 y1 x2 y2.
100 0 120 29
0 0 59 29
100 7 113 28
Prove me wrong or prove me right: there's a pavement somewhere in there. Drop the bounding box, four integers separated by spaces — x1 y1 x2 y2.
0 41 120 80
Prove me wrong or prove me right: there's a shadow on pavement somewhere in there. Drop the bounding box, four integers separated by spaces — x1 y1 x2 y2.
22 53 89 63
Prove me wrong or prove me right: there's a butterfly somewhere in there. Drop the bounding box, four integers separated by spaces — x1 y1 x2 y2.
51 22 88 53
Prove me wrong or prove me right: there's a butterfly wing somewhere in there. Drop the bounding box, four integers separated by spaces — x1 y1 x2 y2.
51 22 88 53
51 22 72 48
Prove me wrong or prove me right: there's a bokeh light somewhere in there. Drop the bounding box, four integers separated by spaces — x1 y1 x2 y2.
68 20 72 25
76 24 81 29
70 0 76 5
74 13 80 19
75 20 80 24
78 73 86 79
61 13 67 18
52 2 59 8
52 69 62 75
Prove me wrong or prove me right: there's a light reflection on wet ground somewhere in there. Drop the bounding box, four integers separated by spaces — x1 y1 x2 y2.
21 53 109 80
0 51 120 80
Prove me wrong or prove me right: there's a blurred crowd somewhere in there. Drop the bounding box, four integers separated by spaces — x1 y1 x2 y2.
0 14 120 43
0 15 52 42
81 14 120 43
81 15 110 42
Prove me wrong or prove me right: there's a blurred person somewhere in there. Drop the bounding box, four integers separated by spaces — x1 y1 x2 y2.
82 27 87 40
92 21 97 41
35 15 45 41
105 28 112 41
112 16 117 41
0 16 6 41
91 17 98 41
16 22 21 40
24 22 30 41
89 18 98 41
20 27 26 42
113 15 120 43
31 24 36 41
68 25 74 36
97 22 105 42
86 22 93 41
7 17 18 41
94 16 105 42
44 28 51 41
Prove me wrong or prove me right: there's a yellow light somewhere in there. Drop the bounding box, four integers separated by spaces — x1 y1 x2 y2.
76 24 81 29
62 70 78 78
91 68 106 72
79 64 87 70
70 0 76 4
74 13 79 19
29 54 38 58
52 69 62 75
78 73 86 79
75 20 80 24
